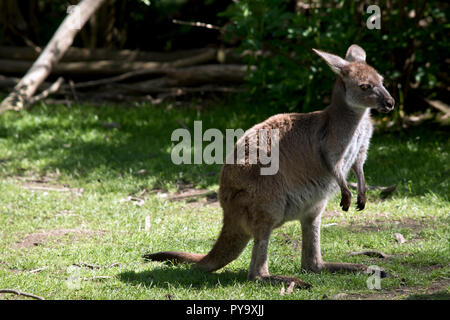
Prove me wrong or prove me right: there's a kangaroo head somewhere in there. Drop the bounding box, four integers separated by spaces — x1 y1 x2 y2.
313 44 395 113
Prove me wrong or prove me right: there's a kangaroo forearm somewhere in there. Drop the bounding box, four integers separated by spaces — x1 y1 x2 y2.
352 163 367 210
329 165 352 211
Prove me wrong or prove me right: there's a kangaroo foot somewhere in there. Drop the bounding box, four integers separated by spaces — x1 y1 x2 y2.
252 274 311 289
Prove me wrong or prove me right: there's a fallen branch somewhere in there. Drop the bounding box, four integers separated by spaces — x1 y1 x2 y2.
348 250 392 259
119 64 249 94
403 112 434 127
27 77 64 107
172 19 222 31
0 75 53 90
72 49 217 88
0 74 20 88
168 190 217 201
0 58 219 76
348 182 397 198
73 262 121 269
166 64 250 84
83 276 112 281
424 99 450 118
0 46 213 62
0 289 45 300
29 266 48 273
0 49 217 79
22 185 71 192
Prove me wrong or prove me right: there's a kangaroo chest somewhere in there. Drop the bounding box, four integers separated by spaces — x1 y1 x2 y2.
341 118 372 175
283 117 372 221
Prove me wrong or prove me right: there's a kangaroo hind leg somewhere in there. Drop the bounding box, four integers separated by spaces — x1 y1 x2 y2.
248 219 311 289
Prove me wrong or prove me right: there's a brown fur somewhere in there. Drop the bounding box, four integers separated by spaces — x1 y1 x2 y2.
144 45 394 288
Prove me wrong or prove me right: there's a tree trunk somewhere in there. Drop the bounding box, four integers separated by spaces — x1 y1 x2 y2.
0 0 107 113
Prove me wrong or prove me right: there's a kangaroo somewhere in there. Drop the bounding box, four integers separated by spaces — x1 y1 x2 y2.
145 44 395 288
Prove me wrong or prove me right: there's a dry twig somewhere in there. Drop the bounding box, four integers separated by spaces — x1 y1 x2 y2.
73 262 121 269
27 77 65 108
348 250 392 259
0 289 45 300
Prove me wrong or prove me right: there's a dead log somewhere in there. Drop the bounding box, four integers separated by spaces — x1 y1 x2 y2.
0 75 54 91
0 289 45 300
123 64 250 93
72 49 217 88
0 46 215 62
166 64 250 84
0 0 107 114
348 250 392 259
0 46 42 61
0 49 217 77
27 77 65 108
424 99 450 118
0 58 205 76
0 74 20 88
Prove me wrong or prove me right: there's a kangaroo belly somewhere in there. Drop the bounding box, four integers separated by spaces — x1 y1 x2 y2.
283 176 337 221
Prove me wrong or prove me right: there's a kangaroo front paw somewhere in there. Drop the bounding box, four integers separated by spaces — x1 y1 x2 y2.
356 194 366 211
340 190 351 211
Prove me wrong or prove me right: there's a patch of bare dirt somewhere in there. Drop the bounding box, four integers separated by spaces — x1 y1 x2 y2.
406 263 449 273
323 210 342 218
13 228 105 249
342 278 450 300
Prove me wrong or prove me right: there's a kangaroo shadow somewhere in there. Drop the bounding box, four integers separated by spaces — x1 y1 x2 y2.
118 265 249 289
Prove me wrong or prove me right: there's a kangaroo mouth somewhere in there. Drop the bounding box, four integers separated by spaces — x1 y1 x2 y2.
377 98 395 113
377 106 393 113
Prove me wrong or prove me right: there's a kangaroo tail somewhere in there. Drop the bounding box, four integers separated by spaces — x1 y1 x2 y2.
143 251 205 264
144 220 250 273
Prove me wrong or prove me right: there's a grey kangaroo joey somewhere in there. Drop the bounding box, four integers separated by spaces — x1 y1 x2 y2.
144 44 395 289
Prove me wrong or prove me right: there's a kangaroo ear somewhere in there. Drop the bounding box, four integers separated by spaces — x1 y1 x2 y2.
313 48 349 77
345 44 366 62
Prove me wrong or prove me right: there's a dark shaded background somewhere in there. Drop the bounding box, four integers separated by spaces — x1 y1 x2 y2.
0 0 448 116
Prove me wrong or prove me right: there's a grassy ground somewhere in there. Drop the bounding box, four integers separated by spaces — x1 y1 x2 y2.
0 98 448 300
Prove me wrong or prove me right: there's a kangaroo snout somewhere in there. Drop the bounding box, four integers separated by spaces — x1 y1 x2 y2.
378 97 395 113
376 85 395 113
383 98 395 112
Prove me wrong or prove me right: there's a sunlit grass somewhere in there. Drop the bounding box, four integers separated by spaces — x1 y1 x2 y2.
0 99 448 299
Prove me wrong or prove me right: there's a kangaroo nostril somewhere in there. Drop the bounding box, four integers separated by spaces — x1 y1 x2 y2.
385 98 394 109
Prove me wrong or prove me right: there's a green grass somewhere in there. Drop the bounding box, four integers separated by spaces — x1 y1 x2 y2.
0 98 448 300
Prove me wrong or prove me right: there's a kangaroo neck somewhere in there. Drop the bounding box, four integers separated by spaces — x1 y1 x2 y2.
326 78 369 134
321 78 370 158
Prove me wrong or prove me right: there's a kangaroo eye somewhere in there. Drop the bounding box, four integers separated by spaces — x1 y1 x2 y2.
359 84 372 91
